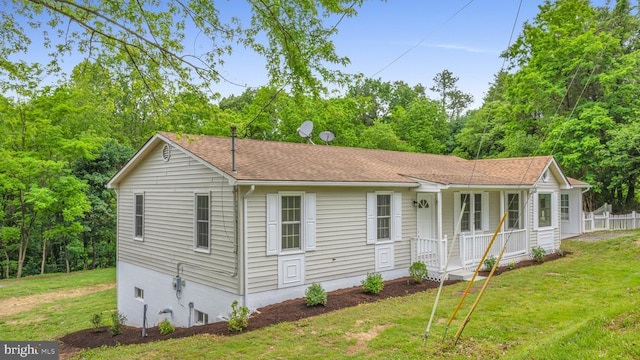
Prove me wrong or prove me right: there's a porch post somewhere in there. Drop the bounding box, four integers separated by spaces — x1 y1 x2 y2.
500 191 505 232
437 192 443 243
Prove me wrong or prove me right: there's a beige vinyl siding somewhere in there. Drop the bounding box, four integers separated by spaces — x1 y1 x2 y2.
117 142 239 294
307 189 373 283
535 173 561 249
246 187 414 293
393 189 414 269
245 189 277 293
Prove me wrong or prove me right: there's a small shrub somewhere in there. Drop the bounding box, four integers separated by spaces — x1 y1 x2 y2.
532 246 546 263
227 300 249 332
361 272 384 294
91 313 103 332
108 311 127 336
305 283 327 307
158 319 175 335
408 262 428 283
484 255 497 271
508 260 516 270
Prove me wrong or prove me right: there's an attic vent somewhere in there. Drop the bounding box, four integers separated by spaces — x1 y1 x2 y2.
162 144 171 162
542 169 550 182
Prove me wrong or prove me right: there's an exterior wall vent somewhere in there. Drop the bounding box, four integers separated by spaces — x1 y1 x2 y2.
162 144 171 162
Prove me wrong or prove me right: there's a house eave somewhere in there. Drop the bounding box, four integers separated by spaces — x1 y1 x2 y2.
445 184 536 190
234 180 419 188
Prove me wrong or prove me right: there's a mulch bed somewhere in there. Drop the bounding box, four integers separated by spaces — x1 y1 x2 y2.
59 251 568 356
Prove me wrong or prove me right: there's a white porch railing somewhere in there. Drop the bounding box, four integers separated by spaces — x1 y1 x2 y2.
411 235 447 275
460 229 527 268
584 211 640 232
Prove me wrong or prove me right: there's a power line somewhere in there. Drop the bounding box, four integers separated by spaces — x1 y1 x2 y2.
370 0 475 78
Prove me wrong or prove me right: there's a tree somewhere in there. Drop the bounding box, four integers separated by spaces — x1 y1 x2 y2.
1 1 363 98
392 98 449 154
430 69 473 121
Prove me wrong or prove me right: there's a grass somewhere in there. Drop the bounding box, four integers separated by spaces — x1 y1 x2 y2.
0 268 116 340
0 268 115 299
0 288 116 341
3 234 640 359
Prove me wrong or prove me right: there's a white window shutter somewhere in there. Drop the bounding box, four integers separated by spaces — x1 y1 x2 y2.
266 194 279 255
482 192 490 231
366 193 376 244
393 192 402 241
533 193 539 229
305 193 316 251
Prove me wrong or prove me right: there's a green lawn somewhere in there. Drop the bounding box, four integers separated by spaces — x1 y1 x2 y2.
2 234 639 359
0 268 116 340
0 268 115 299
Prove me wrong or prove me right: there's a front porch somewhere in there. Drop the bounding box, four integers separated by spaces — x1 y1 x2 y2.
411 229 528 279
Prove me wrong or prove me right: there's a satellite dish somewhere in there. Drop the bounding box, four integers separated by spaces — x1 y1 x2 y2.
319 131 335 145
297 120 314 144
297 120 313 138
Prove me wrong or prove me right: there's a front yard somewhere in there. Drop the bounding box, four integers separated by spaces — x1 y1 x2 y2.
1 232 639 359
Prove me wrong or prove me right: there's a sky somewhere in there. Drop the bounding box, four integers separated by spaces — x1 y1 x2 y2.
9 1 606 109
209 0 549 109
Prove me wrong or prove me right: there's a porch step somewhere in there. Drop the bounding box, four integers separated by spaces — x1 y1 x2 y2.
448 269 485 281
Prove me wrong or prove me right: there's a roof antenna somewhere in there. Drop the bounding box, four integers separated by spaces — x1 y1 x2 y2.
318 131 335 145
297 120 314 144
231 126 237 173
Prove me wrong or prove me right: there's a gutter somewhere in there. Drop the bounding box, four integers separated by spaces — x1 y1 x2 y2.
243 185 255 308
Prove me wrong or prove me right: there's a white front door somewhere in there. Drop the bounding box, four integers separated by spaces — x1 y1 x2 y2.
416 193 436 239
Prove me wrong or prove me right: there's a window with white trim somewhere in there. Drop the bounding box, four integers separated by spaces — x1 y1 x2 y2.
367 192 402 244
281 195 302 250
507 193 521 229
561 194 570 221
134 287 144 300
538 193 552 227
377 194 391 240
134 193 144 240
266 192 316 255
195 194 210 251
195 309 208 325
456 193 487 232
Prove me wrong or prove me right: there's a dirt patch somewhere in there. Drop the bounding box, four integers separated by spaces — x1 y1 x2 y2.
0 283 115 317
345 324 391 354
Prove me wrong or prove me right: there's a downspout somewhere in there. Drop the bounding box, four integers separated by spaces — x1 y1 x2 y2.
243 185 255 308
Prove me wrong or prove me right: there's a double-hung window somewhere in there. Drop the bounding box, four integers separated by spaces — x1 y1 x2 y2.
560 194 570 221
134 193 144 240
366 192 402 244
281 195 302 251
195 194 210 251
538 193 552 227
376 194 391 241
459 193 484 232
266 192 316 255
507 193 521 229
455 192 488 232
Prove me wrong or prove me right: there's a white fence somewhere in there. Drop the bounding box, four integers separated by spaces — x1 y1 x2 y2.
583 211 640 232
411 235 447 277
460 229 527 268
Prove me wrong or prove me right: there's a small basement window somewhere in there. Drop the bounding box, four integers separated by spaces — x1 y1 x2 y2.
134 287 144 300
195 309 208 325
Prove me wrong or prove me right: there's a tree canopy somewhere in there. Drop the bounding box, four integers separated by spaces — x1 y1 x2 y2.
1 0 639 278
